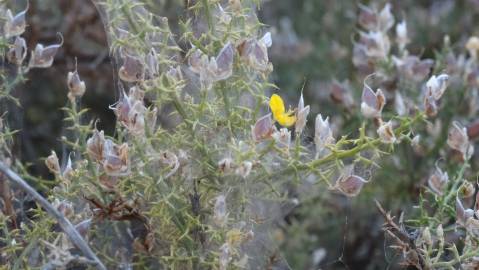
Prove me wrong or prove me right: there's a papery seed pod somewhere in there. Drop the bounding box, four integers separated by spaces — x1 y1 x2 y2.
314 114 335 158
87 129 105 162
332 165 368 197
272 128 291 148
378 3 394 32
218 158 234 174
103 140 129 176
235 161 252 178
252 113 274 141
7 36 27 66
45 150 61 174
426 74 449 101
118 53 144 82
396 20 409 51
295 92 310 135
4 4 28 38
28 36 63 69
427 163 448 195
213 195 227 227
209 42 234 81
377 120 396 144
360 84 386 119
67 65 86 102
447 121 474 160
460 181 475 198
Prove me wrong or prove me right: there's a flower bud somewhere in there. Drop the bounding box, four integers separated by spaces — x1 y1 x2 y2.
360 84 386 119
4 5 28 38
7 36 27 66
377 120 396 144
28 37 63 69
252 113 274 141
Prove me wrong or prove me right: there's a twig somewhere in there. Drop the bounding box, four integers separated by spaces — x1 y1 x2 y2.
0 161 107 270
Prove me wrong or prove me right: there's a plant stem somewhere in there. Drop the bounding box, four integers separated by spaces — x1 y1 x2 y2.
0 162 107 270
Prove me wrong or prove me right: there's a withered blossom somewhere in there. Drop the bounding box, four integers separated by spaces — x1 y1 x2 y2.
272 128 291 148
358 4 377 31
447 121 474 160
238 32 272 71
146 48 159 78
360 84 386 119
456 196 475 226
295 92 310 135
213 195 227 227
118 52 144 82
45 150 61 175
159 151 179 179
427 163 448 195
219 243 231 270
460 181 475 198
4 4 28 38
394 91 407 116
330 80 354 108
87 129 105 162
426 74 449 101
331 165 368 197
411 135 424 155
189 42 235 88
52 198 74 218
67 65 86 102
235 161 252 178
314 114 335 158
102 139 130 176
378 3 394 32
392 55 434 82
7 36 27 66
357 31 391 60
28 36 63 69
466 36 479 59
252 113 274 141
110 87 151 136
218 158 234 174
377 120 396 144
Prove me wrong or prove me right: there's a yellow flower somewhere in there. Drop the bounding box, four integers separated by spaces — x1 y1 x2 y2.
269 94 296 127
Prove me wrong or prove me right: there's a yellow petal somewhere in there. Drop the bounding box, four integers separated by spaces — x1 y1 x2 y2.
276 112 296 127
269 94 285 115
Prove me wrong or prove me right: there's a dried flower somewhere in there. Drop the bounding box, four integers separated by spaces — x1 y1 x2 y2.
272 128 291 148
427 163 448 195
110 87 149 135
295 92 310 135
87 129 105 162
331 165 368 197
457 196 475 226
218 158 234 174
358 4 377 31
238 32 272 71
460 181 475 198
330 80 354 108
447 121 474 160
67 65 86 102
252 113 274 141
269 94 296 127
235 161 252 178
159 151 179 179
45 150 61 175
102 140 129 176
7 36 27 66
314 114 335 158
360 84 386 119
189 42 234 88
28 36 63 69
358 31 391 59
426 74 449 101
377 120 396 144
4 5 28 38
466 36 479 59
378 3 394 32
118 52 144 82
219 243 231 270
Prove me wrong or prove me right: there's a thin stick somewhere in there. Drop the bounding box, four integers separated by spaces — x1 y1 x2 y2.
0 162 107 270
